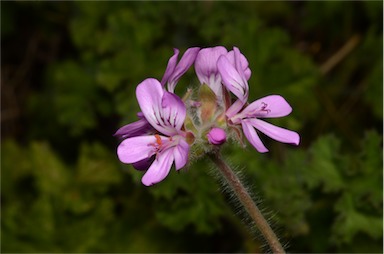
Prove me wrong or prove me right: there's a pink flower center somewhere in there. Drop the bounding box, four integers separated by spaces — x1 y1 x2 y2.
244 102 271 118
147 134 182 158
230 101 271 125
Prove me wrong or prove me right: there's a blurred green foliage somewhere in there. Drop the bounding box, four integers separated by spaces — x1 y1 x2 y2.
1 1 382 253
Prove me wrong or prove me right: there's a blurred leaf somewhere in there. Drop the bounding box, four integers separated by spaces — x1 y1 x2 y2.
76 142 122 187
124 159 231 234
332 131 383 245
48 60 98 135
333 193 382 244
361 30 383 119
307 134 344 192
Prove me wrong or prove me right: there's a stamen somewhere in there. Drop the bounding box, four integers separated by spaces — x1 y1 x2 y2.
260 102 271 114
155 134 162 146
147 135 178 160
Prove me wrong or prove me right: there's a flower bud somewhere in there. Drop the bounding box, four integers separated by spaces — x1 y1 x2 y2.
207 127 227 145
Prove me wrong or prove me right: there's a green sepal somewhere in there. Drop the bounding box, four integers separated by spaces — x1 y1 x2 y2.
198 84 217 123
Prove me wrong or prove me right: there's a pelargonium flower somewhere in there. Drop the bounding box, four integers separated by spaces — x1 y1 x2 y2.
195 46 228 98
217 47 250 116
218 47 300 152
229 95 300 152
161 47 200 93
114 112 157 171
195 46 251 101
117 78 190 186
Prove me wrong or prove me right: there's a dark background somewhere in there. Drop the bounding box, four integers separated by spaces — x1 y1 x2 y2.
2 1 382 253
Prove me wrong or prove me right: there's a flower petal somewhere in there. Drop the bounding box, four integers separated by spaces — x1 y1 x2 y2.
242 95 293 118
114 117 153 139
226 47 252 81
167 47 200 92
226 99 245 119
142 148 174 186
161 91 186 131
161 48 179 87
117 135 157 164
195 46 228 85
217 55 248 102
249 118 300 145
132 156 155 171
173 139 189 170
241 120 268 153
233 47 247 83
232 47 249 98
136 78 176 136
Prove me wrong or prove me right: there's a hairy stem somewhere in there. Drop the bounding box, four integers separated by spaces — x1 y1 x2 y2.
208 151 285 253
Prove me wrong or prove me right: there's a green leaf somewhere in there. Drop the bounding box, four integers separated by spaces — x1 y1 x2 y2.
307 134 345 192
333 193 382 243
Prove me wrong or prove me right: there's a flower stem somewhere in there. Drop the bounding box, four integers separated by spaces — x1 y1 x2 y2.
208 151 285 254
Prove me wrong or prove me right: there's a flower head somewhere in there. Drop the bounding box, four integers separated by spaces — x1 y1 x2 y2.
117 78 189 186
115 45 300 186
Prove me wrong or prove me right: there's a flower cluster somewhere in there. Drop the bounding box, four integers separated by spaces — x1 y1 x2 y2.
115 46 300 186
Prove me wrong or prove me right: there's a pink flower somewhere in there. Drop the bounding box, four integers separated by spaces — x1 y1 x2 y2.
218 47 299 152
195 46 251 100
195 46 228 98
117 78 189 186
217 47 250 116
230 95 300 153
116 45 301 185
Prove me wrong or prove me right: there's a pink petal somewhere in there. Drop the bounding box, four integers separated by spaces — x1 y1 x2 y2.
117 135 157 164
132 156 155 171
233 47 247 83
173 139 189 170
136 78 176 136
161 48 179 87
226 47 252 81
249 118 300 145
242 95 293 118
167 47 200 92
136 78 163 123
241 120 268 153
141 148 174 186
161 91 186 131
217 55 248 102
226 99 245 119
195 46 228 85
114 117 153 139
244 69 251 81
207 77 224 100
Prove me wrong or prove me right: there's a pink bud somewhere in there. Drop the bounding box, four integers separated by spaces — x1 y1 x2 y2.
207 127 227 145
